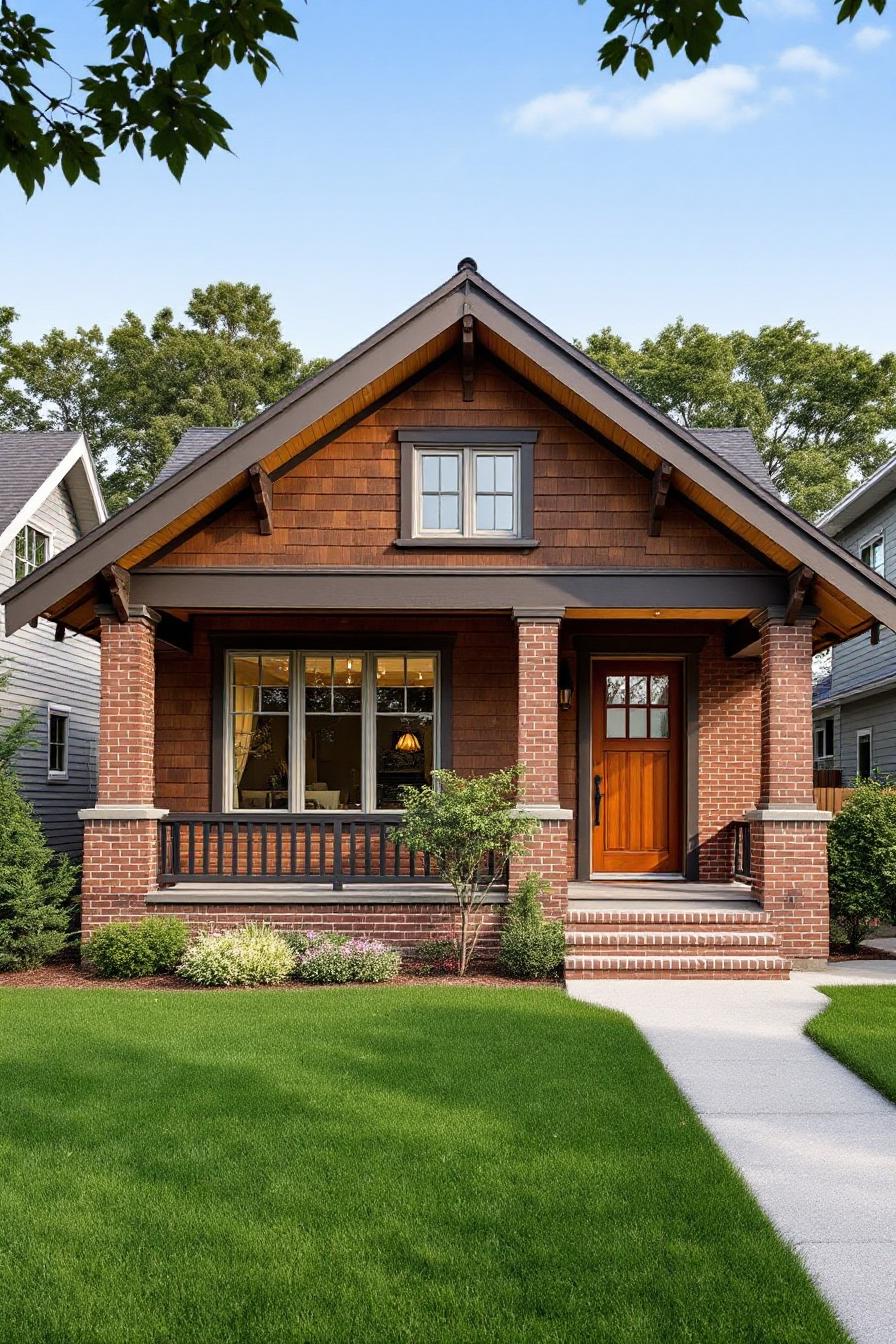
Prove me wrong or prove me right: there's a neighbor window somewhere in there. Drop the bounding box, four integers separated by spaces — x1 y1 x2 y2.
47 706 69 780
860 535 884 574
14 525 50 581
856 729 873 780
398 430 536 544
814 718 834 762
226 650 438 811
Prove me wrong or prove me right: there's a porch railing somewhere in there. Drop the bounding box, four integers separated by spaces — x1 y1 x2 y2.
732 820 752 882
158 813 504 891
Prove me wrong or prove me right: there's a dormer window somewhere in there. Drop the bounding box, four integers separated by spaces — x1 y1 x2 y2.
397 429 537 548
860 534 884 574
14 524 50 581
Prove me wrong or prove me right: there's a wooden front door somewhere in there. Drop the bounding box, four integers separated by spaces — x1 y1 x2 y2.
591 661 683 875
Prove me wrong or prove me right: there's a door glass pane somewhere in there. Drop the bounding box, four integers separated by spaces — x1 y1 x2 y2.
606 707 627 738
606 675 626 705
650 675 669 705
629 676 648 705
650 708 670 739
629 707 648 738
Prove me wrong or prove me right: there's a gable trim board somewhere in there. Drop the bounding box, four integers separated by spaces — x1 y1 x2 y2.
0 434 106 560
817 452 896 536
3 262 896 641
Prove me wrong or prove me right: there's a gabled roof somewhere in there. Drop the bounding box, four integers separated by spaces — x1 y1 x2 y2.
153 423 778 497
0 431 106 557
817 452 896 536
2 259 896 644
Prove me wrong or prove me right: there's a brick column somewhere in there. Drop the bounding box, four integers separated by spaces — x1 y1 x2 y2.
511 610 571 921
79 607 167 935
746 610 830 966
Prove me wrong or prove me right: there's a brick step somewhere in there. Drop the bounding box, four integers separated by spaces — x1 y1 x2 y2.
566 929 779 951
567 908 771 927
564 953 790 980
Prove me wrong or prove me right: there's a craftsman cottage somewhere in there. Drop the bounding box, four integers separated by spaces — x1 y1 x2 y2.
5 261 896 978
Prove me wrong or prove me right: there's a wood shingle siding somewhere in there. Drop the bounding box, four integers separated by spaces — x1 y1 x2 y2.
151 356 763 572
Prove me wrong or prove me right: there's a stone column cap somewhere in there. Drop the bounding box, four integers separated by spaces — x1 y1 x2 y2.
513 804 574 821
79 805 169 821
744 807 832 823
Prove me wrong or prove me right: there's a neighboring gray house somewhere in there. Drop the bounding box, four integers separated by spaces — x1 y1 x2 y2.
0 432 107 857
814 454 896 783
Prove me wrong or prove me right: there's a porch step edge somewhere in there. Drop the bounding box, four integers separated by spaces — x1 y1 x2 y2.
566 930 778 949
565 954 789 973
566 908 769 925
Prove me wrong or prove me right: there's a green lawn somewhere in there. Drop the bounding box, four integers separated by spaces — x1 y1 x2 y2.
806 985 896 1104
0 988 848 1344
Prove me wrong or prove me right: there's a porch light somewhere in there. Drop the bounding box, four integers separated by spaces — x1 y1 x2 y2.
558 658 574 711
395 727 422 752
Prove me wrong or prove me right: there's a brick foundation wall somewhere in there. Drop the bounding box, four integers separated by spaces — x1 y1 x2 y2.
749 821 828 962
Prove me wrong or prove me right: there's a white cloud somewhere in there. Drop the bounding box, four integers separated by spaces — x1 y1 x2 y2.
852 25 891 51
506 66 762 140
776 45 841 78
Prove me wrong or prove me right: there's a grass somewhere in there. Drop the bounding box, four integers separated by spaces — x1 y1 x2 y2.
0 987 848 1344
806 984 896 1104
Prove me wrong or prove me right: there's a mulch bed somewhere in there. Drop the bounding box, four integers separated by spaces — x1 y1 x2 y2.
0 962 558 992
828 945 896 963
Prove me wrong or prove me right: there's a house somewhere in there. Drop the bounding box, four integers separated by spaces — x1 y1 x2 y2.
0 431 107 857
813 455 896 785
3 261 896 978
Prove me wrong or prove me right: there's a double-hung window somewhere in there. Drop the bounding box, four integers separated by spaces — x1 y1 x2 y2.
398 430 536 544
47 705 70 780
225 650 438 812
814 718 834 763
860 534 884 574
14 525 50 581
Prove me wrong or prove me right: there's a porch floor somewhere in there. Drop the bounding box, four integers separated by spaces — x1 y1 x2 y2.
569 880 759 912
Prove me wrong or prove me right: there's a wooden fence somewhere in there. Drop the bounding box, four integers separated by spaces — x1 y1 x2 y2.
814 787 853 815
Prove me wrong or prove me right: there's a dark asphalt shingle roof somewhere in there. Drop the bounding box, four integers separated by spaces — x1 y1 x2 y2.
153 424 778 498
153 428 233 486
0 431 82 534
690 428 777 496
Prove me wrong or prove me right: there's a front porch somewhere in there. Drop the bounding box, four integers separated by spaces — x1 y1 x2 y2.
76 600 831 975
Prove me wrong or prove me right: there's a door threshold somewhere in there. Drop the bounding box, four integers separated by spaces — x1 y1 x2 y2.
589 872 685 882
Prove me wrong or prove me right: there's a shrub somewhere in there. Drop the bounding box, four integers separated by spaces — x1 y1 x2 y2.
499 873 565 980
292 930 401 984
828 779 896 950
0 768 76 971
407 939 458 976
177 925 296 987
84 917 189 979
390 767 540 975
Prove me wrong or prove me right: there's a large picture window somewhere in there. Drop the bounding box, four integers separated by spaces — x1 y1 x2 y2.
225 650 438 812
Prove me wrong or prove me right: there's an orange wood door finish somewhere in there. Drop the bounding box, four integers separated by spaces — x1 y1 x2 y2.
591 661 683 875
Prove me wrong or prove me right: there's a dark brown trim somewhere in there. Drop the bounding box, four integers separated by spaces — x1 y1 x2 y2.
156 614 193 655
724 615 761 659
248 464 273 536
573 634 705 882
786 565 814 624
209 634 454 812
649 462 673 538
462 313 475 402
101 564 130 622
131 567 788 614
393 537 539 551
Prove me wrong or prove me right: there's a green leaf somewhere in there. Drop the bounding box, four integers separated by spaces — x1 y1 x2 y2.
634 45 655 79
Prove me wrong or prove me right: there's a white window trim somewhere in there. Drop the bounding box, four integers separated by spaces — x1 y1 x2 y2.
413 446 520 540
224 649 440 814
15 524 53 582
856 727 873 779
859 531 884 574
47 703 70 781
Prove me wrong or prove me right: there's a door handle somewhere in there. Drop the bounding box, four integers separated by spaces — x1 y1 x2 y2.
593 774 603 826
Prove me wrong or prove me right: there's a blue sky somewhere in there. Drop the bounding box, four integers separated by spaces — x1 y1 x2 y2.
1 0 894 360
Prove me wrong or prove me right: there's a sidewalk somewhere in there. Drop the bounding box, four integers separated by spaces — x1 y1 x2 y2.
568 962 896 1344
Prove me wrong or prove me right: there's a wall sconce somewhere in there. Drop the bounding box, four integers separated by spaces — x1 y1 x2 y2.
558 658 574 711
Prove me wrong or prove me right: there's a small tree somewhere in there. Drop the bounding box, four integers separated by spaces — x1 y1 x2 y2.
828 779 896 951
0 662 76 970
391 767 540 976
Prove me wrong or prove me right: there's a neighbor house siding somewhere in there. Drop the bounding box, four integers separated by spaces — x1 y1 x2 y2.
150 355 765 573
834 694 896 782
0 481 100 858
828 493 896 697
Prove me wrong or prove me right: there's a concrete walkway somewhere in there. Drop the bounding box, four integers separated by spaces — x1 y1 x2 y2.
568 963 896 1344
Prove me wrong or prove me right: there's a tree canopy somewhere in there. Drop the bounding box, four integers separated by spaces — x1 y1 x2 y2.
581 319 896 517
0 0 299 196
0 280 328 510
579 0 888 80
